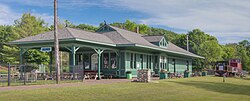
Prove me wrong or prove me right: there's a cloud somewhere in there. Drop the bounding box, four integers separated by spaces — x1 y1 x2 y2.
1 0 249 44
0 4 20 25
1 0 108 8
102 0 250 44
0 3 53 25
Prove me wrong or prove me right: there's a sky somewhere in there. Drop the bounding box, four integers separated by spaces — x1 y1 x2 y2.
0 0 250 44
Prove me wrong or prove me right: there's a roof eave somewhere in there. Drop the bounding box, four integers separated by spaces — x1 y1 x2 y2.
10 38 116 47
135 44 204 59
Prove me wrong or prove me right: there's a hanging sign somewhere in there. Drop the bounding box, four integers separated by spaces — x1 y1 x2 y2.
41 47 52 52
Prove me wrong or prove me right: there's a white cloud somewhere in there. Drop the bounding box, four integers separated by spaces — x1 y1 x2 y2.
0 4 20 25
1 0 250 44
102 0 250 44
0 3 53 25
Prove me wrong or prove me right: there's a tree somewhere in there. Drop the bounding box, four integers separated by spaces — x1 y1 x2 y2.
75 24 98 32
0 25 19 64
198 40 223 68
14 13 50 65
14 13 49 38
221 45 237 60
124 20 137 32
237 40 250 70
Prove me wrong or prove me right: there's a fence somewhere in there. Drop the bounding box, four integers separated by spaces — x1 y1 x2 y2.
0 63 92 87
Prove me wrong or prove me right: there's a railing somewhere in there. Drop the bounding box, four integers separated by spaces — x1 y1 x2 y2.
0 63 104 87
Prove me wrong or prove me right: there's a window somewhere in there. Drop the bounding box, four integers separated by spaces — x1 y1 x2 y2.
154 56 158 69
149 56 152 69
130 53 134 69
160 56 164 69
83 54 90 69
111 53 117 69
134 54 137 69
172 59 176 73
103 53 109 69
146 55 149 69
140 54 143 69
164 57 167 70
186 61 189 70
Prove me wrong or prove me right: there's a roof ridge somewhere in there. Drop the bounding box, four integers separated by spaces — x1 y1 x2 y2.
142 35 164 37
101 25 133 44
109 25 141 35
65 27 76 38
167 41 197 55
66 27 115 44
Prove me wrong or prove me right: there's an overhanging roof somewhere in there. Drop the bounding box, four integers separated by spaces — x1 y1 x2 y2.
11 27 115 46
11 25 204 59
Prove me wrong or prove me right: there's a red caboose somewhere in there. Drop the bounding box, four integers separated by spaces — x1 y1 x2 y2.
228 59 242 75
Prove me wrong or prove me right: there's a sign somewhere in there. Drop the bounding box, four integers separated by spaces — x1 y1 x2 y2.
219 66 224 70
40 47 52 52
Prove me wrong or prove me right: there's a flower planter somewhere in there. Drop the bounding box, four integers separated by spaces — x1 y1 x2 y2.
126 71 132 79
184 72 189 78
160 72 168 79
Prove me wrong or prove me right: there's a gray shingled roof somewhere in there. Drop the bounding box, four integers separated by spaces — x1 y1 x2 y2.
142 35 164 43
107 26 160 47
102 25 203 58
12 27 114 44
12 25 203 58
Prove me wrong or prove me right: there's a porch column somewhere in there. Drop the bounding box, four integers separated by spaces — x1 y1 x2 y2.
20 48 23 65
94 48 104 80
19 48 27 79
49 51 53 76
66 46 80 72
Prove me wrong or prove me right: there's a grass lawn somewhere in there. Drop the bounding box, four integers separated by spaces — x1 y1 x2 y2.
0 76 250 101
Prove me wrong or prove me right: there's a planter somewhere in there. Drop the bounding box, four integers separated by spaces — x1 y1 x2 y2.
184 72 190 78
126 74 132 79
160 72 168 79
184 70 190 78
126 71 132 79
202 71 207 76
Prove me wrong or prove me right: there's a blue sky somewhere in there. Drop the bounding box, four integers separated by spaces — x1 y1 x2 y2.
0 0 250 44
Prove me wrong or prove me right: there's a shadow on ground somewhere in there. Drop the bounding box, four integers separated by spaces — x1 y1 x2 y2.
169 80 250 96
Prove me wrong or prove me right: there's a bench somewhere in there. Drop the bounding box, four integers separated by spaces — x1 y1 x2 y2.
83 70 103 80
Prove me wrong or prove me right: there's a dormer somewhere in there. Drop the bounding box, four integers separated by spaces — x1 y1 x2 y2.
96 24 116 33
143 35 168 48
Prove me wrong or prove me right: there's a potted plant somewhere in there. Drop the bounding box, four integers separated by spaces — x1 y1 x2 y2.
184 70 190 78
126 71 132 79
159 70 169 79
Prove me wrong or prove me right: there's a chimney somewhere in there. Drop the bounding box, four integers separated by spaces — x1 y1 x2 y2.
136 26 139 33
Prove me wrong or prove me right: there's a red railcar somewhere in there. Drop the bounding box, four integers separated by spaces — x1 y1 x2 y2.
214 59 242 76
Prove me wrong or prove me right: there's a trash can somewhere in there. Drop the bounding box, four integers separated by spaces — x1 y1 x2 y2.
160 72 168 79
126 71 132 79
184 71 190 78
202 71 207 76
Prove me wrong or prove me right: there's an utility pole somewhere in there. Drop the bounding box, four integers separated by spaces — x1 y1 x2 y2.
187 34 189 51
54 0 60 84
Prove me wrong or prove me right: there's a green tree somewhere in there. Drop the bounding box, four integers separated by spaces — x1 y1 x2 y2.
14 13 49 38
0 25 19 64
124 20 137 32
14 13 50 65
75 24 98 32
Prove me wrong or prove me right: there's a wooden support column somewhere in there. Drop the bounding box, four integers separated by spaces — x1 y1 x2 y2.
65 46 80 73
19 48 27 79
94 48 104 80
49 51 53 76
